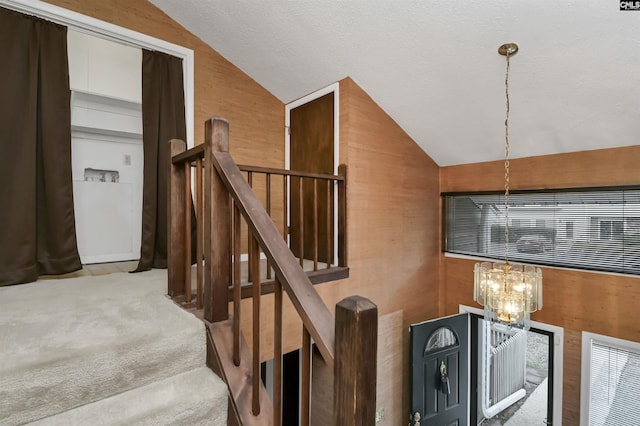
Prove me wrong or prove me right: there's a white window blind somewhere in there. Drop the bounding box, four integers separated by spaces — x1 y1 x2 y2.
443 188 640 275
582 333 640 426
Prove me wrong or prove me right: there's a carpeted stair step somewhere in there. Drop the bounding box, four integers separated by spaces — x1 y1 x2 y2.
28 366 228 426
0 270 207 425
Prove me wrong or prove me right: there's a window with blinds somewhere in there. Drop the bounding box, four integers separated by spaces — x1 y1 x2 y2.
581 332 640 426
443 187 640 275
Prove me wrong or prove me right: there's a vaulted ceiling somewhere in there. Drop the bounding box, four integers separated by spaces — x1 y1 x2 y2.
150 0 640 166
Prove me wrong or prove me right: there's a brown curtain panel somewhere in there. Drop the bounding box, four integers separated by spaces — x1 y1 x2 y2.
0 8 81 286
134 50 187 271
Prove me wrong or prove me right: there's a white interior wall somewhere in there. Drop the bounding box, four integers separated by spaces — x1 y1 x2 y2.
68 30 141 102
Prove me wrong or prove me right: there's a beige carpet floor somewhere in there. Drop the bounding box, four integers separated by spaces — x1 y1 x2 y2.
0 269 226 425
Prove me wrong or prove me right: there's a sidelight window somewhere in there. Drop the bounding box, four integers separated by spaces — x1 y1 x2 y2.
581 332 640 425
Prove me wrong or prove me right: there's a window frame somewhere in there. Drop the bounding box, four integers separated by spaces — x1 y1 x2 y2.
442 185 640 276
580 331 640 426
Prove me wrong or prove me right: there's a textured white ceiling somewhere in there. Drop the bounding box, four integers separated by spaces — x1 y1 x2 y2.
150 0 640 166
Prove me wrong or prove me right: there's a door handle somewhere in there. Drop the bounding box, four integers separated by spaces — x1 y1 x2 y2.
440 361 451 395
409 411 421 426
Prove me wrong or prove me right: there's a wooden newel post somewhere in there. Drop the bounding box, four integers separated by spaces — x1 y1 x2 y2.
204 117 231 323
334 296 378 425
168 138 187 297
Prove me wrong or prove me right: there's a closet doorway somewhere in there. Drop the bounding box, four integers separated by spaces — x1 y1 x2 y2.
285 83 340 265
68 30 143 264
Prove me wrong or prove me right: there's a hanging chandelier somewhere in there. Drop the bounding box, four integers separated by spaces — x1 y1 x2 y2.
473 43 543 330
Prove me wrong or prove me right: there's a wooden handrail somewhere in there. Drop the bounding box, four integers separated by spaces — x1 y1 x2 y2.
171 144 343 182
169 116 375 425
238 164 345 181
171 143 204 164
212 148 336 367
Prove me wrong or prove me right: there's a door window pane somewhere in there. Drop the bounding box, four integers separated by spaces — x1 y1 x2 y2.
425 327 458 353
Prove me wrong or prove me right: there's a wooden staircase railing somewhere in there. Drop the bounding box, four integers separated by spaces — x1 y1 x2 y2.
168 116 378 425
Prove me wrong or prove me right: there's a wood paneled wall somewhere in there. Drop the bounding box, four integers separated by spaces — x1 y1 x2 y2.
327 77 441 326
44 0 285 169
331 77 440 419
225 78 440 424
241 77 441 419
440 145 640 425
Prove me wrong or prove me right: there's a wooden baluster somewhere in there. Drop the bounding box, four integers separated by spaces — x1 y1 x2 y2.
301 327 312 426
313 178 318 271
273 278 283 426
168 139 187 298
326 178 332 269
184 161 192 304
250 234 261 416
299 177 304 267
247 171 253 283
233 204 242 366
204 117 230 323
334 296 378 425
195 158 204 309
228 194 234 308
337 164 348 268
266 173 272 280
283 175 288 243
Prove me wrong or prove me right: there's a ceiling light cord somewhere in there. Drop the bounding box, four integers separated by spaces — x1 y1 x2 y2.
504 50 511 264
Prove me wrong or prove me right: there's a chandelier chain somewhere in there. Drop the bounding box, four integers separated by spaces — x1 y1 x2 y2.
504 50 511 264
473 43 543 331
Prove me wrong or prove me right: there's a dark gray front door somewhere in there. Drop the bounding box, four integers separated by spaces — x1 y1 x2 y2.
410 313 469 426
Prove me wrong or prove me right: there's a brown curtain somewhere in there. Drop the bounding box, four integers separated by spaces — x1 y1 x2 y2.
134 50 187 271
0 8 81 286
